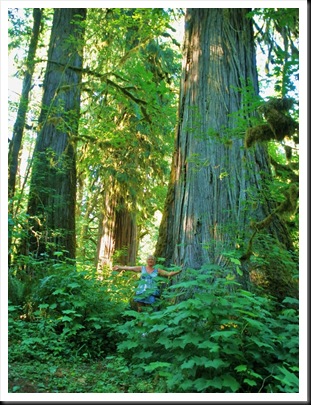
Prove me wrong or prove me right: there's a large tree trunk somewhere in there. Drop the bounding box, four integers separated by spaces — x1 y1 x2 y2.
26 8 86 259
155 9 292 288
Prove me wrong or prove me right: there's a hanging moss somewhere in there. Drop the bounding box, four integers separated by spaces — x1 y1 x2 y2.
245 124 274 148
250 214 273 231
249 182 298 240
264 108 298 141
252 184 298 229
276 184 299 216
245 97 298 147
258 97 295 112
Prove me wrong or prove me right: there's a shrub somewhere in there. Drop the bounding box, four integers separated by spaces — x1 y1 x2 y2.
116 267 299 393
9 260 127 361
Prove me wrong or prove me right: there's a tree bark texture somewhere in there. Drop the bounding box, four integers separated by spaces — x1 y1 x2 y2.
26 8 86 259
97 191 138 270
155 9 292 276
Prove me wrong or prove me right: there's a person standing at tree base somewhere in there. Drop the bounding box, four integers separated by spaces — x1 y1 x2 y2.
113 255 181 312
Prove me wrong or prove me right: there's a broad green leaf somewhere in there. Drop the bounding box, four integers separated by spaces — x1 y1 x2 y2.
237 309 258 317
222 374 240 392
249 336 273 349
73 300 86 308
171 310 198 325
194 376 223 391
177 334 202 348
248 370 262 379
158 370 173 378
198 340 219 352
180 357 227 370
282 297 299 305
53 251 64 257
180 380 194 391
235 364 248 372
61 316 72 322
244 317 265 329
244 378 257 387
72 323 85 331
230 257 241 265
38 304 49 309
275 366 299 387
155 336 174 349
180 359 195 369
144 361 171 372
68 282 80 289
194 293 215 305
52 288 66 295
134 351 153 359
194 378 212 391
205 358 228 369
149 323 169 333
211 329 238 339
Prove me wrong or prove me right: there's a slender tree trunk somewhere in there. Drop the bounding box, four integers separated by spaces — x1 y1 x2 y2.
8 8 43 264
8 8 43 201
155 9 292 287
26 8 86 260
96 190 117 270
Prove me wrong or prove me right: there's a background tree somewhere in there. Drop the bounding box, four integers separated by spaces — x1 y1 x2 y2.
155 8 298 299
75 8 182 269
8 8 43 202
8 8 44 265
249 8 299 252
25 8 87 260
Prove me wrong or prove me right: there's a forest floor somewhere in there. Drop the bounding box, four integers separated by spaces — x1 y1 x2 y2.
8 359 156 393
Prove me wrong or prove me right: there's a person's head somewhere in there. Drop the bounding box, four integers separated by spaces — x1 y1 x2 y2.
146 255 156 265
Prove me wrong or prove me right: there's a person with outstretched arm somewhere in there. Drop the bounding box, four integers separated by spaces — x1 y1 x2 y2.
113 254 181 312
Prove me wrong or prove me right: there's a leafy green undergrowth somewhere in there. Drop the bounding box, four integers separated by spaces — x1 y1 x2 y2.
9 263 126 362
8 357 157 393
8 263 298 393
117 268 299 393
8 262 158 393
